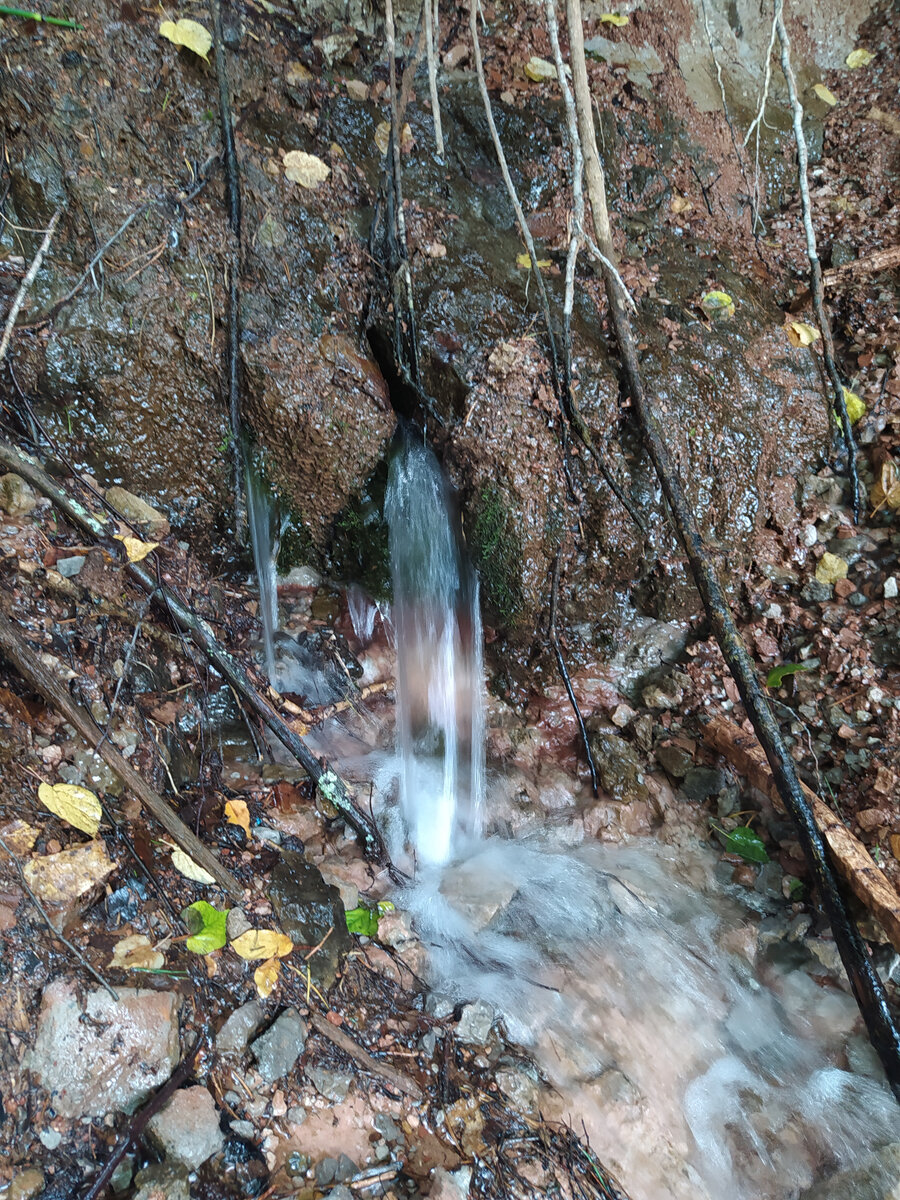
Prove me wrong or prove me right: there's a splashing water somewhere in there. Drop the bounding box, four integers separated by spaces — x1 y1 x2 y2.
384 429 485 866
379 436 899 1198
245 454 282 684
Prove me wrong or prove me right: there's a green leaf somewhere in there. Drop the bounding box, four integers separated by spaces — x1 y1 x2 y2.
766 662 811 687
345 905 380 937
726 826 769 864
182 900 229 954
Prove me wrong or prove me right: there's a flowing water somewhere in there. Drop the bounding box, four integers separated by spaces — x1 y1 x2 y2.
379 439 900 1199
245 453 282 684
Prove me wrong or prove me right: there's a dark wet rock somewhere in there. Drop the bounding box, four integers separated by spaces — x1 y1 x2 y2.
456 999 495 1045
655 742 693 779
0 473 36 516
55 555 86 578
641 676 684 710
754 861 784 900
109 1156 135 1195
217 1000 267 1053
307 1064 353 1102
801 579 833 603
147 1086 225 1170
681 766 727 800
268 851 351 987
588 730 650 804
105 486 170 539
29 980 180 1117
800 1143 900 1199
250 1007 308 1083
132 1161 190 1200
315 1155 357 1186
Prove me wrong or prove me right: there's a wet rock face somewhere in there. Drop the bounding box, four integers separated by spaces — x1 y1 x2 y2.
268 851 352 987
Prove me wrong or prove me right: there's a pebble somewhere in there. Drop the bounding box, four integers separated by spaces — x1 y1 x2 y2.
884 576 898 599
802 524 818 547
456 998 495 1045
306 1064 352 1102
132 1162 190 1200
56 555 86 578
251 1007 308 1084
38 1128 62 1149
147 1086 225 1170
217 1001 266 1053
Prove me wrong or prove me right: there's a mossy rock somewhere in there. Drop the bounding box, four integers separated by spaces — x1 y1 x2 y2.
467 485 523 627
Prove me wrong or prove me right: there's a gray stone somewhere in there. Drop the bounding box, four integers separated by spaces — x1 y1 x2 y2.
588 730 649 804
426 992 455 1019
0 472 36 515
456 999 494 1045
641 677 684 710
334 1154 358 1182
132 1161 190 1200
56 555 86 578
29 980 180 1117
609 618 689 701
328 1189 354 1200
268 851 352 988
801 579 833 603
374 1113 403 1144
495 1065 541 1114
104 486 170 539
217 1001 266 1053
884 576 898 600
109 1155 134 1195
39 1128 62 1149
800 1142 900 1199
147 1086 225 1170
754 861 784 900
307 1064 352 1102
315 1157 339 1187
440 859 517 931
251 1007 308 1083
681 766 727 801
655 742 693 779
229 1119 256 1139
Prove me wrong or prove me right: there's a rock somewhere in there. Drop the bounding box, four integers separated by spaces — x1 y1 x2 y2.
39 1128 62 1149
800 1142 900 1199
885 576 898 600
29 980 180 1117
22 839 116 928
104 487 170 539
641 677 684 710
588 730 649 804
801 579 833 603
250 1007 308 1083
0 473 36 515
681 766 726 801
440 858 518 930
7 1169 45 1200
307 1064 353 1102
456 999 494 1045
268 851 352 988
426 992 455 1019
147 1086 225 1170
317 863 359 912
132 1161 191 1200
610 619 690 701
217 1001 267 1053
495 1065 541 1114
327 1188 354 1200
429 1166 472 1200
655 742 693 779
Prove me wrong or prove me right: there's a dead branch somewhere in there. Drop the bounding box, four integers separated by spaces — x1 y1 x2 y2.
823 244 900 290
0 610 244 901
423 0 444 155
775 0 861 520
563 0 900 1099
705 715 900 955
549 554 598 796
0 208 60 367
309 1010 424 1101
0 438 395 874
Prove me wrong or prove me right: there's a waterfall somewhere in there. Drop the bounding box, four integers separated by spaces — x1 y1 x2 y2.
245 454 281 684
384 429 485 866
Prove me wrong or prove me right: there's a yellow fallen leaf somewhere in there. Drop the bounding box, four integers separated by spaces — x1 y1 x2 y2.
599 12 629 24
670 195 692 214
231 929 294 960
38 781 101 836
283 151 331 189
700 290 735 321
870 460 900 513
170 845 216 885
812 83 837 106
374 121 391 155
158 18 212 62
815 552 848 585
109 934 165 971
841 387 865 425
285 60 313 84
516 253 552 269
845 48 874 69
114 535 159 563
224 799 251 839
254 956 281 998
524 56 557 82
786 320 820 347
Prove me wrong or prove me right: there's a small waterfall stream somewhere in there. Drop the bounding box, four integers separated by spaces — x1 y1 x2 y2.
245 453 281 685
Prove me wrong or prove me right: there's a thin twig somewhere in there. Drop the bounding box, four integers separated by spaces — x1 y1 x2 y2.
549 553 598 796
743 4 778 229
0 208 60 367
0 834 119 1001
309 1010 423 1101
774 0 861 520
423 0 444 155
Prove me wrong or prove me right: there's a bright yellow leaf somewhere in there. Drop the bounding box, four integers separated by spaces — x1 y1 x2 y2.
170 845 216 885
599 13 629 25
516 253 551 269
114 535 158 563
231 929 294 960
38 781 101 836
700 290 735 321
845 48 874 68
524 56 557 82
159 18 212 62
254 956 281 998
812 83 837 106
841 387 865 424
815 552 848 585
109 934 165 971
786 320 820 347
224 799 251 839
283 151 330 189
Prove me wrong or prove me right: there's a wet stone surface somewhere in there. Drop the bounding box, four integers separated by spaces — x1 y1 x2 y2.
268 850 352 987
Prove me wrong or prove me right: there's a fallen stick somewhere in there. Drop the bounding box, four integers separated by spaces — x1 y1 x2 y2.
705 715 900 955
309 1010 423 1102
0 611 244 901
0 438 393 872
0 208 60 367
823 245 900 290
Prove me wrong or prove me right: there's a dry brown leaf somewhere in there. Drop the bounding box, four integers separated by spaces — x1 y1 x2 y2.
283 151 330 188
109 934 165 971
